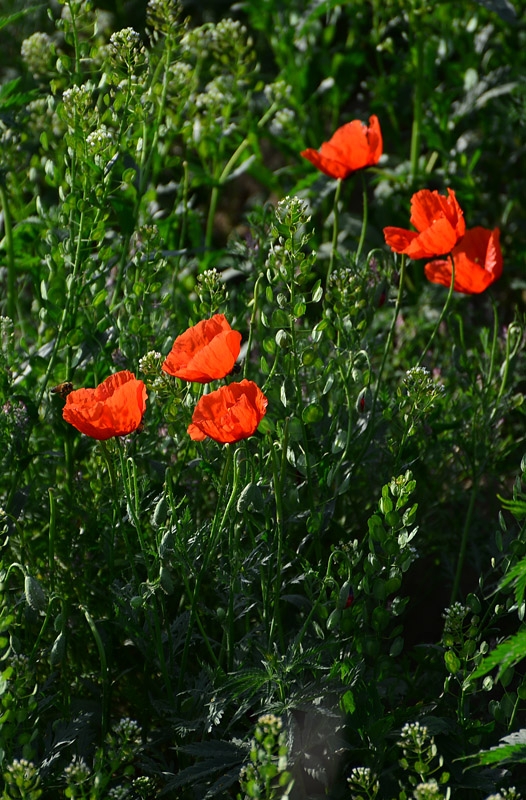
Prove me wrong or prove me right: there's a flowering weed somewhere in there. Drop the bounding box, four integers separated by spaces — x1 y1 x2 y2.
0 0 526 798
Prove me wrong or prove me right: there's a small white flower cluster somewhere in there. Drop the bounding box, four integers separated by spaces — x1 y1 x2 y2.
86 127 115 166
27 97 63 139
64 755 91 783
113 716 141 743
7 651 30 674
348 765 379 790
195 75 237 114
61 83 94 128
106 786 129 799
257 713 283 737
275 196 311 229
146 0 180 36
400 721 429 748
270 107 295 137
108 27 148 73
264 79 293 106
181 19 252 68
4 758 40 785
485 789 521 800
442 601 469 642
413 779 444 799
110 27 142 50
21 32 54 77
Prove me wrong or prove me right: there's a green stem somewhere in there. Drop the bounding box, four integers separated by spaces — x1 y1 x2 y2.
0 182 16 322
410 30 424 184
450 473 480 605
351 255 407 473
355 172 369 263
268 436 286 651
178 445 238 698
36 208 86 409
244 274 263 379
204 101 279 254
48 488 57 594
81 605 110 740
416 252 455 368
326 178 342 289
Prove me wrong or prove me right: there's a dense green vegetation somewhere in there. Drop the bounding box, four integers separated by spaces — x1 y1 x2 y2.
1 0 526 798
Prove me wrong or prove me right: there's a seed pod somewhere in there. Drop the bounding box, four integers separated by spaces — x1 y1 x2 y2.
24 575 47 612
50 631 66 666
152 495 168 529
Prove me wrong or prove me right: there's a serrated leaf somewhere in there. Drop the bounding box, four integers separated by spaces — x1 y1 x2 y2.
0 5 44 32
461 730 526 768
473 0 516 23
499 555 526 609
469 629 526 683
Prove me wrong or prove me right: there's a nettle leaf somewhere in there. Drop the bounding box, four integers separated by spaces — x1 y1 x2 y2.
160 739 248 796
473 0 517 23
0 4 43 32
499 555 526 609
468 629 526 683
498 495 526 519
462 729 526 768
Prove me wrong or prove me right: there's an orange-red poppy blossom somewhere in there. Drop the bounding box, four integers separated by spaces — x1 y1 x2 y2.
383 188 466 259
162 314 242 383
62 370 147 440
187 379 268 444
424 226 503 294
300 115 383 180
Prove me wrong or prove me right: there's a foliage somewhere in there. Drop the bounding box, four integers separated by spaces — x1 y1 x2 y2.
0 0 526 798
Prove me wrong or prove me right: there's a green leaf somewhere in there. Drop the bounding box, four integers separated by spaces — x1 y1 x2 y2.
499 555 526 609
473 0 516 24
444 650 461 675
469 629 526 683
0 5 44 33
302 403 323 424
461 729 526 768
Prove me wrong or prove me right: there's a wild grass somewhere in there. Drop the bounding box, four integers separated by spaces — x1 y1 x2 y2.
1 0 526 798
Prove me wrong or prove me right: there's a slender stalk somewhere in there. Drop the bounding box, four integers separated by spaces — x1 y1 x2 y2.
205 101 280 253
36 208 86 408
178 445 238 697
326 178 342 289
410 29 424 184
351 255 407 473
355 172 369 264
416 252 455 368
450 473 480 604
0 182 16 322
81 605 110 740
244 273 263 379
268 437 285 651
48 488 57 594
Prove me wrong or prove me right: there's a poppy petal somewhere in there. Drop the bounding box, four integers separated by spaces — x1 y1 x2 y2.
301 115 382 180
63 371 147 440
162 314 242 382
188 380 268 444
384 188 466 259
425 227 503 294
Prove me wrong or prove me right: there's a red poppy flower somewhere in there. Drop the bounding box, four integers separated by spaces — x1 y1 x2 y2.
62 370 147 440
383 188 466 259
188 379 268 444
300 115 383 180
162 314 242 383
424 227 503 294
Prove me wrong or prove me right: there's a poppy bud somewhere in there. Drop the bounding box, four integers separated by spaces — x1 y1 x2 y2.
24 575 47 612
356 387 371 414
50 631 66 666
152 495 168 529
337 580 354 610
